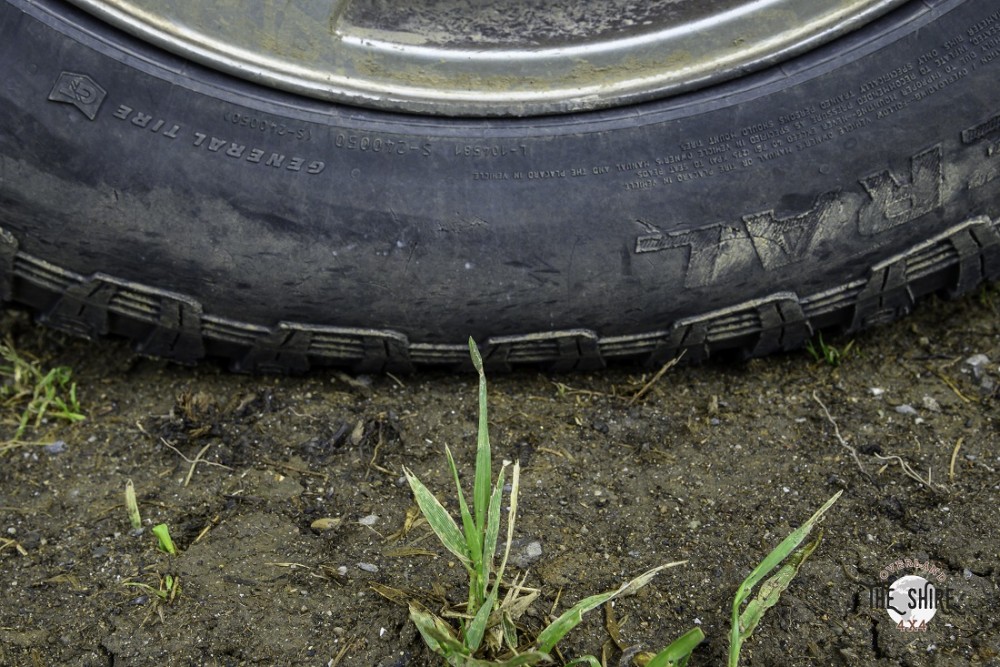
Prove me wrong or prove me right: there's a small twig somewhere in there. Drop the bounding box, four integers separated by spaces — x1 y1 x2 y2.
934 372 972 404
949 437 964 482
262 458 327 479
184 443 212 487
628 351 685 406
329 636 355 667
537 446 575 462
160 437 232 487
191 515 221 546
873 453 948 493
550 381 611 398
549 586 563 618
367 422 397 477
0 538 28 556
0 440 57 455
812 392 875 485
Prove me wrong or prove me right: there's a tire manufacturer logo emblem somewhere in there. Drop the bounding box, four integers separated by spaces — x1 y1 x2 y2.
48 72 107 120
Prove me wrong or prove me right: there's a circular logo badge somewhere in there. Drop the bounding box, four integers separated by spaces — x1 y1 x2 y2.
886 575 938 626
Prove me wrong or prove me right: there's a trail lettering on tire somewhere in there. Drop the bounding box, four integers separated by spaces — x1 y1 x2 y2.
635 145 943 287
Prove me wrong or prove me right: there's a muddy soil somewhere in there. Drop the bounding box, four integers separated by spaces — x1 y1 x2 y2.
1 290 998 667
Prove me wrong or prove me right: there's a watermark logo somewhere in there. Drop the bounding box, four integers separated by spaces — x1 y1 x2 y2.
867 557 953 632
48 72 107 120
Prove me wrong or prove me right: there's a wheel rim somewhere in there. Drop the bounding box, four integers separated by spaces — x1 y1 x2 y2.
66 0 908 116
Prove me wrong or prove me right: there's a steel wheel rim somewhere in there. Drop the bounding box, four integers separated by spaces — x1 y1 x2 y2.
66 0 909 116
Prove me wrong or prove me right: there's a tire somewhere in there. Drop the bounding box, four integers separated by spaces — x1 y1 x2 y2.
2 0 1000 372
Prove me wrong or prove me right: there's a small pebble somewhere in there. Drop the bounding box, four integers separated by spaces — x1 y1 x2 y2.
964 354 990 380
895 404 918 416
921 396 941 412
44 440 66 454
869 387 885 397
358 514 378 526
512 540 543 568
357 562 379 573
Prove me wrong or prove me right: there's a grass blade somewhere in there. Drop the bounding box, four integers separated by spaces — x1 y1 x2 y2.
534 589 618 652
731 491 841 606
409 603 468 657
728 490 842 667
645 627 706 667
493 460 520 594
469 337 492 535
403 467 472 568
535 563 683 654
151 523 177 554
738 533 822 644
445 445 482 569
466 585 498 653
480 463 507 600
124 479 142 530
501 610 518 651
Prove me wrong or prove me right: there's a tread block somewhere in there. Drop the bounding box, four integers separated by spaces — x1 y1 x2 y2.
233 322 412 374
949 217 1000 297
851 257 913 332
483 330 604 372
39 276 118 339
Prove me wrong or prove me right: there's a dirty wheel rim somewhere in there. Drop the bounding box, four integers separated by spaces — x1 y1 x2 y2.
65 0 909 116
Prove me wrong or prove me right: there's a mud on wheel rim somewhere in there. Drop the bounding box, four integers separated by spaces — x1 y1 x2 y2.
1 0 1000 372
60 0 908 116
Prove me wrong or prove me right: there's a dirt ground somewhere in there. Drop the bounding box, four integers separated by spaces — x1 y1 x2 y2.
1 289 998 667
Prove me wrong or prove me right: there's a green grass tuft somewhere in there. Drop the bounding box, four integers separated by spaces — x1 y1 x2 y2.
403 338 689 666
806 332 854 367
1 339 85 439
